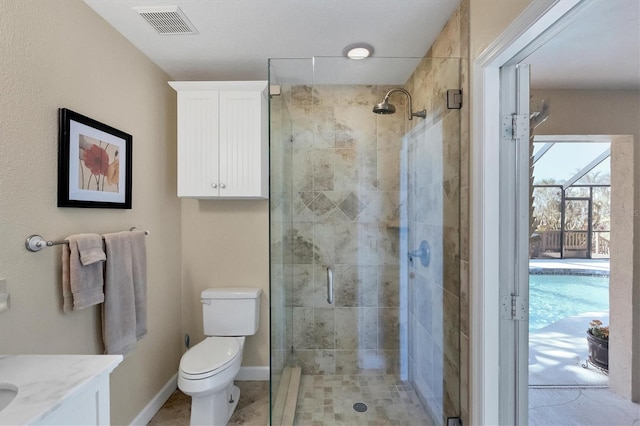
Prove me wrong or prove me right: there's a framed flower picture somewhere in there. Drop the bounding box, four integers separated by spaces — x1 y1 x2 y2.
58 108 132 209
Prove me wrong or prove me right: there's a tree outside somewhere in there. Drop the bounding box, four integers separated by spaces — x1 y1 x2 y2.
530 171 610 258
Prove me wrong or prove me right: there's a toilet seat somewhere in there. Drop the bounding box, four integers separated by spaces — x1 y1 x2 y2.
179 336 242 380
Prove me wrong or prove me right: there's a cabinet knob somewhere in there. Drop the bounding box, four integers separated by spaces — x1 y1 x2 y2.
220 183 226 189
211 183 218 189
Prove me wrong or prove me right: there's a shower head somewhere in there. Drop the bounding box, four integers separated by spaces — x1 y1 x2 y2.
372 88 426 120
373 99 396 115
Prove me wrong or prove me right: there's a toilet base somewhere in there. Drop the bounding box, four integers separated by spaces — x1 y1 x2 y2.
190 383 240 426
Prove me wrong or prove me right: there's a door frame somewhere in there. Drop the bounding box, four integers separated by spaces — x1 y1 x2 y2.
497 63 532 425
470 0 588 424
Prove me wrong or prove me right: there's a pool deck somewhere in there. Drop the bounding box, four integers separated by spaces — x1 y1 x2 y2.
529 311 609 387
527 258 640 424
529 312 640 425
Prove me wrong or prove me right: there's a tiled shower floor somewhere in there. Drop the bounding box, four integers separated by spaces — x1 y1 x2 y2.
294 374 434 425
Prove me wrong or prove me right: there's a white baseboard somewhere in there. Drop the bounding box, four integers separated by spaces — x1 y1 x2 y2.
236 366 270 381
130 373 178 426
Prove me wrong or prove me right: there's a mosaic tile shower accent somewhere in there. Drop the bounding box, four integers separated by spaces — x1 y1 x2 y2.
280 84 408 376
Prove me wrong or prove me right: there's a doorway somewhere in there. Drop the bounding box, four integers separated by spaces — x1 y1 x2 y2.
526 135 634 425
471 0 640 424
527 137 612 392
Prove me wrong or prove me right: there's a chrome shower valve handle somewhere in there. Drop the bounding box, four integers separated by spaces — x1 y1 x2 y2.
408 240 431 267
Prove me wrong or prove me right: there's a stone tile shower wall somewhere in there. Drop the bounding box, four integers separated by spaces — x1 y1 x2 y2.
283 84 407 375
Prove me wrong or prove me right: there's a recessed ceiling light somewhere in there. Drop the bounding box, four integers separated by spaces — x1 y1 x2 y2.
343 43 374 60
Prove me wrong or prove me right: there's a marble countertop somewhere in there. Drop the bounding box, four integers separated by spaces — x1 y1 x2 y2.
0 354 122 425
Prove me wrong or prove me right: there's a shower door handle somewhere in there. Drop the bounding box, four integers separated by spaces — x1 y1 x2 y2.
326 266 334 304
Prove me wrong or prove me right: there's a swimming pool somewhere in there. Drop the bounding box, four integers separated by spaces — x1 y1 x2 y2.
529 273 609 332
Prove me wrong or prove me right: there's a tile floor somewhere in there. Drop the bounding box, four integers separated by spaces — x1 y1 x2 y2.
149 376 433 426
294 374 433 425
148 381 269 425
148 376 640 426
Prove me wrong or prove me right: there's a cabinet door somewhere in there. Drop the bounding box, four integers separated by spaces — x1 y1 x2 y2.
37 376 110 425
177 90 220 197
218 90 266 197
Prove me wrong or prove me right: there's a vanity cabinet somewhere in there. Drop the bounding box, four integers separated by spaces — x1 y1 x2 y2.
36 375 110 425
169 81 268 199
0 355 122 426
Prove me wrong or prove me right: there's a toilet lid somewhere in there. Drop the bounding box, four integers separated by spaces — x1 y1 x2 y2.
180 337 241 378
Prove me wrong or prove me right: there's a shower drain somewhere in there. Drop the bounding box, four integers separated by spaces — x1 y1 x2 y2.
353 402 368 413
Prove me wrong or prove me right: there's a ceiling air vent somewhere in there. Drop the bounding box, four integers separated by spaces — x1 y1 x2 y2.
133 6 198 35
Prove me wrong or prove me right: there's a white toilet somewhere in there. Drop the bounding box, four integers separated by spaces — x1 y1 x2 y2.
178 287 262 426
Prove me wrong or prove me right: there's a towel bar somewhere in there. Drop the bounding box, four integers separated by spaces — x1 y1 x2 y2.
25 228 149 252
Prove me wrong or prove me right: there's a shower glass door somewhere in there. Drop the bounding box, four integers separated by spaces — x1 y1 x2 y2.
269 73 294 425
403 88 462 421
269 56 461 425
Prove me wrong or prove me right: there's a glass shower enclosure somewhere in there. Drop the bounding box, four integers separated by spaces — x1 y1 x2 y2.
269 56 462 425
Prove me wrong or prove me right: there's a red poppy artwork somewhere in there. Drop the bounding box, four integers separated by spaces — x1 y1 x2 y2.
59 108 131 209
78 134 120 192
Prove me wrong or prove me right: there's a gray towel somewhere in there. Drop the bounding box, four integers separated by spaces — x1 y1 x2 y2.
102 230 147 356
76 233 106 265
61 234 105 312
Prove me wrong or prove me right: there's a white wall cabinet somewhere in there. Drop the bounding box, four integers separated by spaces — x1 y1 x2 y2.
169 81 268 199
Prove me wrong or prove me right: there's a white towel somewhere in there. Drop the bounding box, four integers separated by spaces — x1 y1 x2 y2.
102 230 147 356
61 234 105 312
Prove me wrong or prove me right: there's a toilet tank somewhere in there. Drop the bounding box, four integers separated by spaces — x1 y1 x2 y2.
201 287 262 336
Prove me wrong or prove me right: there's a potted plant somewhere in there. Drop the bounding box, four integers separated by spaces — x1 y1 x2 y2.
586 319 609 371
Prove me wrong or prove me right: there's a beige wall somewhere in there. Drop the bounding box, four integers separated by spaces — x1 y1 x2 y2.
469 0 534 59
0 1 182 424
532 89 640 140
180 199 270 366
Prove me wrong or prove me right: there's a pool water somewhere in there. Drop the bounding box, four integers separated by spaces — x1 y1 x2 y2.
529 274 609 332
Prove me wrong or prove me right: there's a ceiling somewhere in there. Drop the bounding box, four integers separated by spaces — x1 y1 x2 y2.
524 0 640 89
84 0 639 88
83 0 460 84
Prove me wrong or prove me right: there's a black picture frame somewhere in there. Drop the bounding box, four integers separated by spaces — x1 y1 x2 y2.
58 108 132 209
